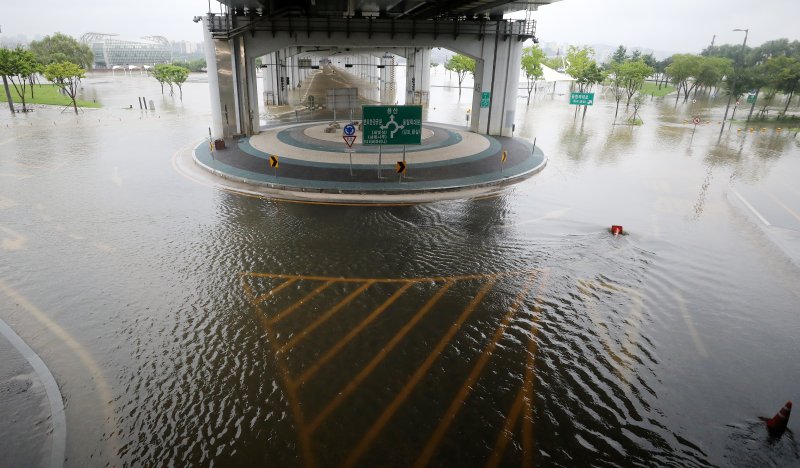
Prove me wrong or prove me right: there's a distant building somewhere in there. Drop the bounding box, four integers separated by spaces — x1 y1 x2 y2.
80 33 171 69
171 40 194 54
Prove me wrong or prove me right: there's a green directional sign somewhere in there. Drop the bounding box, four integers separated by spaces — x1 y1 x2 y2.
362 105 422 145
570 92 595 106
480 91 491 108
746 94 756 104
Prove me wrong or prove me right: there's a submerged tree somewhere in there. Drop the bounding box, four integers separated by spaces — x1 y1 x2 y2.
666 54 702 103
763 55 800 116
169 65 190 99
521 44 544 105
565 45 605 118
444 54 475 97
43 61 85 114
695 56 732 96
152 64 171 95
629 92 646 124
608 63 626 120
619 60 654 107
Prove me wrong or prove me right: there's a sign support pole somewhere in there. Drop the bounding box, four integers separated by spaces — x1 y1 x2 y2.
349 150 353 176
401 145 406 182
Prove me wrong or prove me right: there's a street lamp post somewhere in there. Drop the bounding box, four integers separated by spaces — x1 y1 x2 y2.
720 28 749 135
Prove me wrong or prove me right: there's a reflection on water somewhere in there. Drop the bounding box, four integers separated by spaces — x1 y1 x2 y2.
1 72 800 467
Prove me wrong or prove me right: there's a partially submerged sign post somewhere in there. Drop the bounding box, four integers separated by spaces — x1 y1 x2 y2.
569 92 595 106
343 123 356 176
362 105 422 179
362 105 422 145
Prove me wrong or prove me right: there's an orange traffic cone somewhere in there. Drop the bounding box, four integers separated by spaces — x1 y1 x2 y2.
766 401 792 438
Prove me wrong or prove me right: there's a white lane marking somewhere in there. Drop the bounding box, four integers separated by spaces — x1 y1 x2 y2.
0 311 66 468
0 280 119 465
730 187 771 226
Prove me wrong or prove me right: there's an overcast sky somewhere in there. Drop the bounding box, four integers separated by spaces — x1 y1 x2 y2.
2 0 797 53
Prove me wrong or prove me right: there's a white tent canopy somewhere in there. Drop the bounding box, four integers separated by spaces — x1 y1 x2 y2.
541 64 574 82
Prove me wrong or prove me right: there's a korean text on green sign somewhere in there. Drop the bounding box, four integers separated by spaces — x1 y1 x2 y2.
569 92 595 106
362 105 423 145
480 91 491 108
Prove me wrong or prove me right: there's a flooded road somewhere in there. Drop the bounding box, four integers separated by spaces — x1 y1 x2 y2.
1 71 799 467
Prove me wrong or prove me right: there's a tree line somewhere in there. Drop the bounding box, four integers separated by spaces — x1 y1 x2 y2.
0 33 91 114
1 32 197 114
445 37 800 124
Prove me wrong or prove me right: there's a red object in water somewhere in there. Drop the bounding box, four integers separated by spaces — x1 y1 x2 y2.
767 401 792 438
611 225 623 235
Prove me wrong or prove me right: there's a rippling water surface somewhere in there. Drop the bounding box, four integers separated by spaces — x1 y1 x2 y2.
1 73 799 467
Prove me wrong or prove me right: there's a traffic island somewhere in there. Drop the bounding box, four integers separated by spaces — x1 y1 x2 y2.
189 120 546 204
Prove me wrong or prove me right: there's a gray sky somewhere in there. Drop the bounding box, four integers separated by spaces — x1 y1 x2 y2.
2 0 798 53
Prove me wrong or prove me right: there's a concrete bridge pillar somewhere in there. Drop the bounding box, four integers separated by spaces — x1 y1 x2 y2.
287 54 295 90
263 50 290 106
201 16 227 139
379 55 396 104
405 47 431 106
470 33 524 137
231 35 259 135
262 52 278 106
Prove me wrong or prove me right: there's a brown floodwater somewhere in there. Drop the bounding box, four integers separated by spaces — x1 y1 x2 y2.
1 71 799 467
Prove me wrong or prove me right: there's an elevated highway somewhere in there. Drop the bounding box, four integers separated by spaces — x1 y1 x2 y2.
200 0 562 138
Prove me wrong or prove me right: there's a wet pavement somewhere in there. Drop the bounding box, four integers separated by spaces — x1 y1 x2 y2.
1 69 800 467
0 330 51 468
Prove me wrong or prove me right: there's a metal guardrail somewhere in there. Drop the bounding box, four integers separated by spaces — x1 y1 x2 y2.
207 15 537 42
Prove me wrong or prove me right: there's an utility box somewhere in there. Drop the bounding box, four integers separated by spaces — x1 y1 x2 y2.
214 139 226 150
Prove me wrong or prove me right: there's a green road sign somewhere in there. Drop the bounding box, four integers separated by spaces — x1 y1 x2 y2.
570 92 595 106
746 94 756 104
480 91 491 108
362 105 422 145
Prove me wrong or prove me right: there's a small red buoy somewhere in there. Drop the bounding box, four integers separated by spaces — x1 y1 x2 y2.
611 225 623 236
766 401 792 438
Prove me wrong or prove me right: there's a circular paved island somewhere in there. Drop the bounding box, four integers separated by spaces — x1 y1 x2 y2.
188 122 546 204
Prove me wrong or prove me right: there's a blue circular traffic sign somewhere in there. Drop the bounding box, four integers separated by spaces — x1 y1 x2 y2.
343 124 356 136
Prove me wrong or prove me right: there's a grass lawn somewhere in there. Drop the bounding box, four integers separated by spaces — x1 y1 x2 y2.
640 82 675 97
0 84 101 108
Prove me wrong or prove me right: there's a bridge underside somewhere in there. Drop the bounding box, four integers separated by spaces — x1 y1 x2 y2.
201 1 561 138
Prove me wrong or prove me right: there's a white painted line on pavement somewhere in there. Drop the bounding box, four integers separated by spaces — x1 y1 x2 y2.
730 187 771 226
0 294 66 468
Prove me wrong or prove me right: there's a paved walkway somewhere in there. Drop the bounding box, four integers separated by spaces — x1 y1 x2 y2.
0 315 65 468
191 121 546 204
